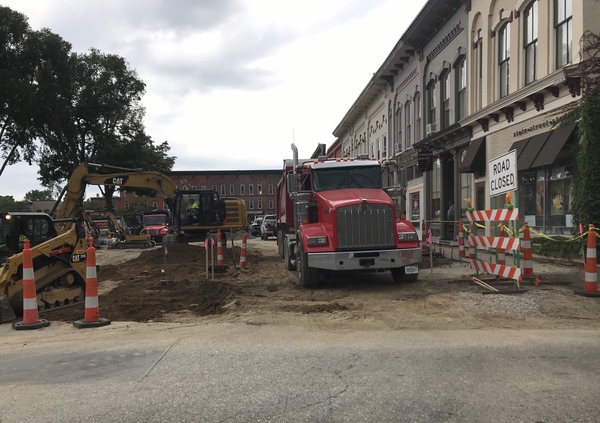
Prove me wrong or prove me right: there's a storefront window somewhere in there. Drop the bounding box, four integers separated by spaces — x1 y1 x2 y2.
520 165 572 233
410 192 420 222
459 150 472 219
432 158 442 220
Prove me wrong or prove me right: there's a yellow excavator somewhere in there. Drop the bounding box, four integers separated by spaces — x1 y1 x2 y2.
83 210 157 249
0 162 247 323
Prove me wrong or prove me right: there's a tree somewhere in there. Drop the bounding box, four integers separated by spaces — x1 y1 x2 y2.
568 31 600 230
0 195 30 212
24 189 54 202
35 48 175 210
0 7 36 176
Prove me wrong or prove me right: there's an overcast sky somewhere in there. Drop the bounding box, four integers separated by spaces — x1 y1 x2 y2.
2 0 427 200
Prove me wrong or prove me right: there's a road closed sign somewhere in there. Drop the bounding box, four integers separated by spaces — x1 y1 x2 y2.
488 150 518 197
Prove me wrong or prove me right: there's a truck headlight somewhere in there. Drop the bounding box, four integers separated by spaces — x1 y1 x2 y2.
307 236 328 246
398 232 418 241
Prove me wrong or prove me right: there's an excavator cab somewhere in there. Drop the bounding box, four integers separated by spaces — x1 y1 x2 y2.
0 213 57 264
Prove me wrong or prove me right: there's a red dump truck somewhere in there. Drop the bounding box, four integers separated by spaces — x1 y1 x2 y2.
276 144 422 287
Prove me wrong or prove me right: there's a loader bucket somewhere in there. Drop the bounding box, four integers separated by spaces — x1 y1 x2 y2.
0 295 16 323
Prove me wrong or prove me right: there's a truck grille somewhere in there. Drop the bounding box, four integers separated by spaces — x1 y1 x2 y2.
336 204 395 249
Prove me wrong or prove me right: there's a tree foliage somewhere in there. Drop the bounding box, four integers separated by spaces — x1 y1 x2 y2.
0 6 176 210
0 7 39 175
24 189 54 202
572 96 600 228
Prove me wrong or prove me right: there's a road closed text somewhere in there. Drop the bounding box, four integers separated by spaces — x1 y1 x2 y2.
488 151 518 197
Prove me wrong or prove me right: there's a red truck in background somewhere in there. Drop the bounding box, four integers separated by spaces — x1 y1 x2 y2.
276 144 421 288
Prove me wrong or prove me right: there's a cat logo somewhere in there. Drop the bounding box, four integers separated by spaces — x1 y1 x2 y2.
103 176 129 185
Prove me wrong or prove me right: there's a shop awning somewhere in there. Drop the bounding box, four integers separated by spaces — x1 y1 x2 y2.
508 138 530 159
515 131 552 170
459 137 485 173
530 124 577 168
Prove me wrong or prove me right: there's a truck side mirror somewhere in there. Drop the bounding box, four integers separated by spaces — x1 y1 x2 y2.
287 174 301 194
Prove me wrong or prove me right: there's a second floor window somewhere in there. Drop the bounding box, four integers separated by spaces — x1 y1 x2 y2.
249 184 254 195
220 184 226 196
440 72 450 129
405 101 412 149
414 93 421 142
499 22 510 98
427 81 436 127
555 0 572 68
456 59 467 120
268 183 273 195
258 183 263 195
395 103 402 153
524 0 538 85
230 184 235 196
240 184 245 195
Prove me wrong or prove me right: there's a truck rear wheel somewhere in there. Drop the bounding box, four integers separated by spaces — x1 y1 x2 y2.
391 267 419 283
297 241 318 288
283 239 295 271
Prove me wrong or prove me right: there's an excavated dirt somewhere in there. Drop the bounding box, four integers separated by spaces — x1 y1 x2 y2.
43 237 600 330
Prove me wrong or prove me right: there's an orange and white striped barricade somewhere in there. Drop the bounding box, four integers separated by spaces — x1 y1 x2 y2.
421 220 427 252
13 240 51 330
466 208 521 283
73 238 111 328
521 223 534 277
578 224 600 297
239 233 247 269
497 224 506 266
458 221 465 258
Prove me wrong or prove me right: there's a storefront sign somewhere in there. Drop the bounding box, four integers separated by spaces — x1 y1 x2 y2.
418 149 433 172
488 150 518 197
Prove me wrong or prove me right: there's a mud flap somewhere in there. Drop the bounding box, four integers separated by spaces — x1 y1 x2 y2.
0 295 16 323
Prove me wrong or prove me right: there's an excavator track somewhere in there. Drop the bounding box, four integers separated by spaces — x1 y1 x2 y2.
110 240 157 249
9 270 86 318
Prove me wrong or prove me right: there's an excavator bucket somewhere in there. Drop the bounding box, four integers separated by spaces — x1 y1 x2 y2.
0 295 16 323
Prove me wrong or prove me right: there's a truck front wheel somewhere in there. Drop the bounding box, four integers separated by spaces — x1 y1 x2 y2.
391 267 419 283
297 241 318 288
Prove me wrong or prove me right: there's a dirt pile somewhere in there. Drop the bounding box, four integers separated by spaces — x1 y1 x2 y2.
48 243 268 322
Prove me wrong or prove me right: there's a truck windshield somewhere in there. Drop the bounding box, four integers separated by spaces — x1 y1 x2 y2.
144 215 167 225
312 166 381 191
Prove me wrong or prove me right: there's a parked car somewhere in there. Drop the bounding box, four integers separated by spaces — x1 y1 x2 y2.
260 214 277 240
250 217 263 237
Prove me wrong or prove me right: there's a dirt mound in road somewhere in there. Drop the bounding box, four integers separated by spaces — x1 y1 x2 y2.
43 239 599 331
47 243 270 323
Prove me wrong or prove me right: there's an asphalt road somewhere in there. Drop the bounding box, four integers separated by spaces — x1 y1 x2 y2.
1 323 600 423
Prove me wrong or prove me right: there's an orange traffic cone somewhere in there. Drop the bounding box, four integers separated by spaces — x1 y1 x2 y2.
521 222 534 277
458 221 465 258
12 240 51 330
578 224 600 297
217 230 224 267
239 233 247 269
73 238 111 328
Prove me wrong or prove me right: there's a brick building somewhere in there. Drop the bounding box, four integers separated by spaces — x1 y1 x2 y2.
111 169 282 222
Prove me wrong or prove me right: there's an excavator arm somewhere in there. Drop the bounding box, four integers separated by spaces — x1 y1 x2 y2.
57 163 178 223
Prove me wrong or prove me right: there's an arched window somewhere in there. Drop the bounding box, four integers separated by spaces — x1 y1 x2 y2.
498 22 510 98
440 71 450 129
524 0 538 85
555 0 572 68
427 80 437 131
